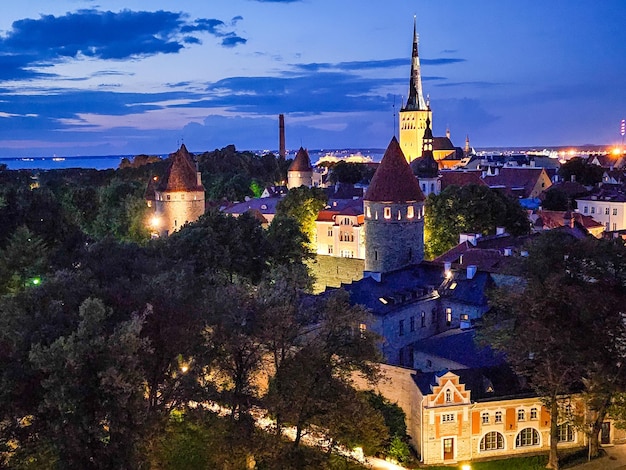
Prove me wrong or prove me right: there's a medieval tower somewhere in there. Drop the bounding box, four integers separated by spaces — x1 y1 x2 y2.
364 137 425 275
152 144 205 237
410 117 441 196
399 17 432 163
287 146 314 189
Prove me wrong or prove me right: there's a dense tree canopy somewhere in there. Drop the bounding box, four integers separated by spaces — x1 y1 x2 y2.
558 157 603 186
276 186 328 249
424 184 530 258
480 232 626 468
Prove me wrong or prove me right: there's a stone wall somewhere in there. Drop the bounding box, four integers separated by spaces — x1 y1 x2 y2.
307 255 364 293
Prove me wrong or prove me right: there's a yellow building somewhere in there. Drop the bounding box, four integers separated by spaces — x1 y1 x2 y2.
399 18 432 163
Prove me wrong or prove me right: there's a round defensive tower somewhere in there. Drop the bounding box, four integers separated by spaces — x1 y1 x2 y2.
287 147 313 189
364 137 425 274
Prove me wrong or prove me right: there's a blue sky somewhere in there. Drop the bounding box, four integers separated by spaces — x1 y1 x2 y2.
0 0 625 157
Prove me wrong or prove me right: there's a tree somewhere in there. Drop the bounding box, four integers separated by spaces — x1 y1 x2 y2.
26 298 147 469
558 157 603 186
329 162 368 185
481 233 626 468
425 184 530 258
266 289 382 449
276 186 327 249
0 226 49 294
541 187 569 211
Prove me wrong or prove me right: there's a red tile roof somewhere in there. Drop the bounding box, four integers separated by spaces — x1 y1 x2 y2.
288 147 313 172
364 137 425 202
157 144 204 192
440 170 488 189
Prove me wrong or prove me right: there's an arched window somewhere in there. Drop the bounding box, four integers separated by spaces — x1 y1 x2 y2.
480 431 504 451
445 389 452 403
557 423 575 442
516 428 540 447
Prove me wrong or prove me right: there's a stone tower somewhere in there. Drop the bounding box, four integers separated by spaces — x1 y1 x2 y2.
399 17 432 163
153 144 205 237
410 117 441 197
287 146 313 189
364 137 425 275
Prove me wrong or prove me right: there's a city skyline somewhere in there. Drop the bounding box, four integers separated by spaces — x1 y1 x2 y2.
0 0 625 157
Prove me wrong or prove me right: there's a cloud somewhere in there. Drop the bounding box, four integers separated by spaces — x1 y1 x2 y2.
292 57 465 72
0 9 246 81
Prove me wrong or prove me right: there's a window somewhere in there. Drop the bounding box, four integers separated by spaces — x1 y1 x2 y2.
591 207 595 214
366 206 371 218
442 413 455 422
328 245 333 254
421 311 426 327
359 323 367 339
480 431 504 451
557 423 575 442
613 208 618 216
407 206 414 219
167 194 171 200
445 389 452 403
399 320 404 336
517 409 526 421
181 194 185 200
583 206 588 214
530 408 538 420
495 411 503 423
460 314 469 321
446 308 452 326
327 227 333 237
516 428 539 447
606 207 610 215
410 316 415 332
384 207 391 219
482 412 490 424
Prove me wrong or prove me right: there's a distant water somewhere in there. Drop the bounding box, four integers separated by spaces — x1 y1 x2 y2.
0 148 388 171
0 155 130 171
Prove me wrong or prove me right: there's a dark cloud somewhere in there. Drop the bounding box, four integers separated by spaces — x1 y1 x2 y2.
292 57 465 72
0 9 246 81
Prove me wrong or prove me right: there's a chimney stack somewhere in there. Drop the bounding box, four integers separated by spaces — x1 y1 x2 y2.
279 114 286 161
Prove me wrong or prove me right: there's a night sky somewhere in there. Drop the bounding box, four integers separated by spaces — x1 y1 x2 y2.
0 0 625 157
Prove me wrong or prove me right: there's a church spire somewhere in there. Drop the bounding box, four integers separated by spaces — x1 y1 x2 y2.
404 16 427 111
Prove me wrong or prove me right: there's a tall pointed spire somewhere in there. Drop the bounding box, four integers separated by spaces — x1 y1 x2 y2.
404 16 427 111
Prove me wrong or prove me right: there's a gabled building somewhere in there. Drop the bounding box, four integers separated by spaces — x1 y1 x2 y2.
482 167 552 199
149 144 205 237
576 186 626 232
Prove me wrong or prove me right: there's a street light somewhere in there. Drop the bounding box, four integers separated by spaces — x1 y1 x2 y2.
461 464 472 470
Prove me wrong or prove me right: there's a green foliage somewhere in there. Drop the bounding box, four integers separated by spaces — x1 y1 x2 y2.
276 186 328 249
425 184 530 258
558 157 603 186
328 162 373 185
386 435 411 463
0 226 48 294
541 186 569 211
364 391 407 439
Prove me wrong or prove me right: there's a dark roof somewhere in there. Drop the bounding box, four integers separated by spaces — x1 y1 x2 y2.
288 147 313 172
341 263 444 316
412 329 504 369
413 365 532 401
543 180 589 198
433 137 455 151
440 170 488 189
410 153 439 179
364 137 425 202
482 167 548 199
157 144 204 192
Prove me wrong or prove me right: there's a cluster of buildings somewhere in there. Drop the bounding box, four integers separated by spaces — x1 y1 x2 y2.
142 19 626 466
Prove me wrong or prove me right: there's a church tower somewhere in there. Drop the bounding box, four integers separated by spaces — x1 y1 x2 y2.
399 17 432 164
364 137 425 276
410 118 441 197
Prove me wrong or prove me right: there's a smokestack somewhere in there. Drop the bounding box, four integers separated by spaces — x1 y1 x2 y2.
279 114 286 160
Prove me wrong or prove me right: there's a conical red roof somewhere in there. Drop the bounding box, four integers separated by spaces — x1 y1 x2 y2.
288 147 313 172
157 144 204 192
365 137 425 202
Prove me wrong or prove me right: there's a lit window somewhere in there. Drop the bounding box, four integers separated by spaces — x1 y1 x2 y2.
378 297 388 305
530 408 538 420
480 431 504 451
495 411 503 423
516 428 539 447
557 423 575 442
446 308 452 326
517 409 525 421
366 206 371 218
460 314 469 321
482 412 490 424
384 207 391 219
407 206 414 219
449 282 457 290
